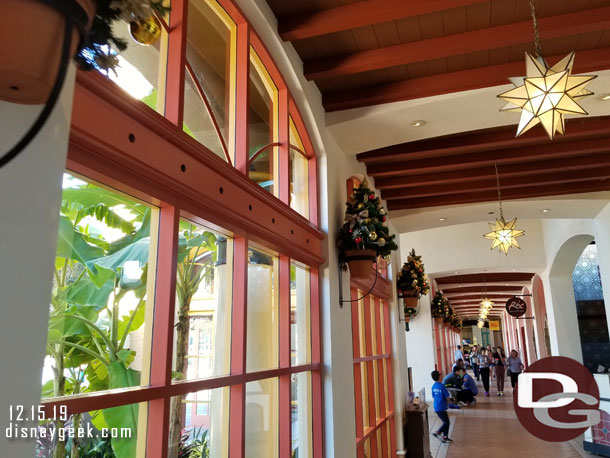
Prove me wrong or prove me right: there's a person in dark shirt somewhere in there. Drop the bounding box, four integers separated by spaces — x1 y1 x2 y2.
443 367 473 406
431 370 453 443
492 346 507 396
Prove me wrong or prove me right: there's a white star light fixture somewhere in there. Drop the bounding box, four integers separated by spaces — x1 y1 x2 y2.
484 216 525 255
498 52 596 139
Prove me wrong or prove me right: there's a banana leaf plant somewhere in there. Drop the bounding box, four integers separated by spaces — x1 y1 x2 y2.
43 178 152 458
168 223 217 456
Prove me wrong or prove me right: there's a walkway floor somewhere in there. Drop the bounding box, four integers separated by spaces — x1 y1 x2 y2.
427 371 594 458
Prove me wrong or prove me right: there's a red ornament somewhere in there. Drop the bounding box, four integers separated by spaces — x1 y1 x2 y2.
354 237 362 244
382 216 387 222
368 194 375 201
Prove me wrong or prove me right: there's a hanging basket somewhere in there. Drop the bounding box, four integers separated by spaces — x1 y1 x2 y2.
402 295 418 308
344 249 377 279
0 0 96 104
433 317 444 326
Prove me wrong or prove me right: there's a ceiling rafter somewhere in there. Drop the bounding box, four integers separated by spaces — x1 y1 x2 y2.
304 7 610 80
278 0 489 41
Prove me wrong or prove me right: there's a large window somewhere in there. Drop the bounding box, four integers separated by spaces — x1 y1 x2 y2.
41 1 321 457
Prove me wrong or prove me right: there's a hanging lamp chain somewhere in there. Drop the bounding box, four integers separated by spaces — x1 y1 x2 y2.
529 0 543 58
494 163 504 220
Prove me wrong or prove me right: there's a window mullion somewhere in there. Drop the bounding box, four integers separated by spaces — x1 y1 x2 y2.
165 0 188 126
146 203 180 458
278 90 290 203
229 236 248 458
234 24 250 174
279 255 291 456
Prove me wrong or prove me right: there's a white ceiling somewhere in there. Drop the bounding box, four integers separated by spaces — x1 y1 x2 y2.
326 70 610 156
389 191 610 233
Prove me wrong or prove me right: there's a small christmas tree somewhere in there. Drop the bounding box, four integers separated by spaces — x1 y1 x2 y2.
397 249 430 298
431 292 447 318
338 180 398 260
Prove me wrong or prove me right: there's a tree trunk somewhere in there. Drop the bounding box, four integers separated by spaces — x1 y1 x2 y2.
168 295 193 455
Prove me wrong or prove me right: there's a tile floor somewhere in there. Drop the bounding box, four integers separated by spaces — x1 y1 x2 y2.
426 371 595 458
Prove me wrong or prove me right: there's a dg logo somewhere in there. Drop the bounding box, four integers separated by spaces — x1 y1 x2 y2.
514 356 601 441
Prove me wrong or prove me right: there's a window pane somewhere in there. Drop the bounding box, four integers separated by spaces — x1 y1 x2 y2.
167 388 230 458
183 0 234 160
43 174 157 400
248 50 277 195
291 263 311 366
291 372 313 458
171 221 232 382
245 377 279 458
93 15 168 114
289 118 309 218
247 247 279 372
36 403 144 458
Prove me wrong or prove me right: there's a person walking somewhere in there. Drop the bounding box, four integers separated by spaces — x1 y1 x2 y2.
507 349 525 389
492 346 507 396
455 345 464 362
431 370 453 443
487 344 495 380
477 348 491 396
470 345 480 381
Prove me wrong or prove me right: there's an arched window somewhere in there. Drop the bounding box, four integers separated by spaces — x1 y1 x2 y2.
40 1 323 457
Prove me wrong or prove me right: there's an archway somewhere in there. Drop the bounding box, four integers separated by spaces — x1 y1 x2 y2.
571 242 610 372
547 234 594 362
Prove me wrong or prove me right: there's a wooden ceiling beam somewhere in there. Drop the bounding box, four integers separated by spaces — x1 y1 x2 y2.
324 47 610 111
305 7 610 80
443 286 522 293
374 152 610 190
436 273 534 283
278 0 489 41
387 180 610 210
443 295 516 301
382 167 610 200
366 137 610 177
357 117 610 164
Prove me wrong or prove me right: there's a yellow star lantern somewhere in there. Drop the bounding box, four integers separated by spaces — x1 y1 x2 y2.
484 216 525 255
498 52 596 139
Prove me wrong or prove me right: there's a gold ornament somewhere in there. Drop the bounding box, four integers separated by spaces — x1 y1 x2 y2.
484 217 525 255
369 231 378 241
129 15 162 46
356 203 365 210
377 238 386 247
363 218 371 224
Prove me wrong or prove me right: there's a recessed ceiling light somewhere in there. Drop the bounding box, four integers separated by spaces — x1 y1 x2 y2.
454 271 459 274
542 209 550 213
601 93 610 101
439 217 447 221
410 120 426 127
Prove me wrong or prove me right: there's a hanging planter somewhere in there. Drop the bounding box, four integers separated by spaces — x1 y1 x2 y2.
0 0 169 169
396 248 429 328
343 248 377 279
1 0 96 104
338 180 397 280
431 291 447 325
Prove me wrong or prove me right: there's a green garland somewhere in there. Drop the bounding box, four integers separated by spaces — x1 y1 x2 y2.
338 181 398 259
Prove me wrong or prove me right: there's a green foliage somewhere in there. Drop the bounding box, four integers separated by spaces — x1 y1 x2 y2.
431 292 449 318
178 427 210 458
45 179 151 458
337 181 398 258
396 249 430 298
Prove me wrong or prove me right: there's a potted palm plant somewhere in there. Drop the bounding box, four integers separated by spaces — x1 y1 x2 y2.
338 180 397 279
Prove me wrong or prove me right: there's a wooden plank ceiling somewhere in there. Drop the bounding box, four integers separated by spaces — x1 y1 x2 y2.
434 272 535 318
356 115 610 210
266 0 610 111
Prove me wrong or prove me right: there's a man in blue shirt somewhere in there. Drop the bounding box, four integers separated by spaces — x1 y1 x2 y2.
431 370 453 443
462 372 479 405
454 345 464 362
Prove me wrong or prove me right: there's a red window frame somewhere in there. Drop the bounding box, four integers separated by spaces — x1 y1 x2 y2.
41 0 324 457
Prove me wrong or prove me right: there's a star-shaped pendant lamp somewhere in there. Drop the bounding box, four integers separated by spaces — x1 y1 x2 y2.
497 0 596 139
483 165 525 255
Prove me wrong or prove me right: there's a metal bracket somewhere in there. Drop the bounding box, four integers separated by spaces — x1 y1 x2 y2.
338 260 379 307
